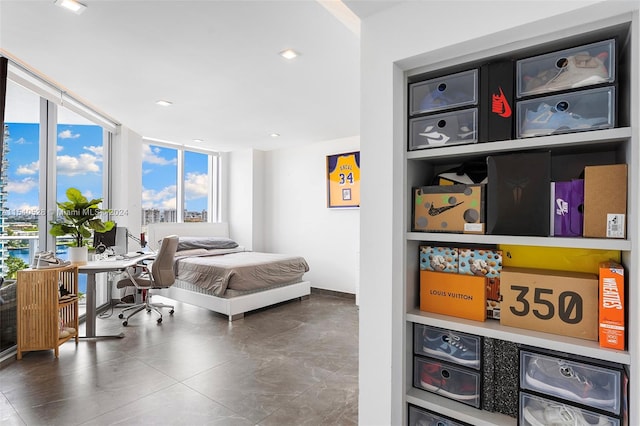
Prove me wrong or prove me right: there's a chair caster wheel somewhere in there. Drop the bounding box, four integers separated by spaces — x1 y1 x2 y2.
157 318 162 324
146 309 151 313
122 321 128 326
118 313 124 319
169 309 174 315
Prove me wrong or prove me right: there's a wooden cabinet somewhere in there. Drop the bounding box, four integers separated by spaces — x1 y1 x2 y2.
16 265 79 359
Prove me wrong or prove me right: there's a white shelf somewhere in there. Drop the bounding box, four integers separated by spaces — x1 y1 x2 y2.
406 232 631 251
407 388 516 426
406 127 631 161
407 310 631 365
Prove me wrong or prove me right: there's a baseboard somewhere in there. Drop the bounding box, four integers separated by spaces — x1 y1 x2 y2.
311 287 356 301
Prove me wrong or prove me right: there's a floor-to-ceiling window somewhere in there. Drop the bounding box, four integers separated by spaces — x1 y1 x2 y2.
0 62 116 358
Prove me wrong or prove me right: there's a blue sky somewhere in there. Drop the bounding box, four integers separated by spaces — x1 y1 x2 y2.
4 123 208 216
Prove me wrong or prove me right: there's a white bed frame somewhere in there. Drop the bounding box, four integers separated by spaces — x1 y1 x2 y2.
147 222 311 321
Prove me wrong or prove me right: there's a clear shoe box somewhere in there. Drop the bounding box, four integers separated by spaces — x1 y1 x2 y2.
516 39 615 98
413 356 481 408
520 348 624 415
409 69 478 115
516 86 615 138
409 108 478 150
414 324 482 370
520 392 620 426
408 404 471 426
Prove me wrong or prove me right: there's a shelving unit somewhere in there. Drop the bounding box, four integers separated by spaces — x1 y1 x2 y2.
16 265 79 359
401 14 637 426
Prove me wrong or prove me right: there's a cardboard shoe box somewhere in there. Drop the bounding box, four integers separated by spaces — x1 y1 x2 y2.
599 261 625 350
413 184 485 233
500 267 598 340
583 164 627 238
420 271 486 322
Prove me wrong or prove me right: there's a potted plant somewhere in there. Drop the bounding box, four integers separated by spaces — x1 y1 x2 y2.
49 188 115 264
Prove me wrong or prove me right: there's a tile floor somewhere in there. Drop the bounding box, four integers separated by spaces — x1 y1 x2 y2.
0 292 359 425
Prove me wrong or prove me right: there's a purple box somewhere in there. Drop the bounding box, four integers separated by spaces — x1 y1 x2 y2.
551 179 584 237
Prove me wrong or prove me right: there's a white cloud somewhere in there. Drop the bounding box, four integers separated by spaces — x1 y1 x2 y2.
56 153 100 176
84 145 103 157
14 137 28 145
57 145 64 152
141 185 177 209
58 129 80 139
142 144 177 166
16 161 39 175
6 177 38 194
185 172 209 200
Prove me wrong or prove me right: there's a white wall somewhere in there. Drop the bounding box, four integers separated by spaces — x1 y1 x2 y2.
262 136 360 295
110 126 143 249
227 149 264 251
357 1 624 424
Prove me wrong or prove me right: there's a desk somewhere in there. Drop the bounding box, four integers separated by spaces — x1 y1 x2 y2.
77 254 154 338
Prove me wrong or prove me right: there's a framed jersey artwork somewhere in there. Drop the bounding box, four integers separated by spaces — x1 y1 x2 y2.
327 151 360 208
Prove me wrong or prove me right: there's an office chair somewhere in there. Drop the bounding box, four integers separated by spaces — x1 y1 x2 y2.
116 235 179 326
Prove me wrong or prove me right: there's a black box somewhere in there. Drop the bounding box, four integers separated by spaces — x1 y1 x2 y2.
480 60 515 142
486 151 551 236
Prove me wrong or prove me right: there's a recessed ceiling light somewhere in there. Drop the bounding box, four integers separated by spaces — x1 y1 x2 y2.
270 133 280 138
193 139 204 143
155 100 173 107
279 49 300 60
54 0 87 14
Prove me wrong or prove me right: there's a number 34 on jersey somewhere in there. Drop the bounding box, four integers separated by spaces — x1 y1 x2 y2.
327 151 360 208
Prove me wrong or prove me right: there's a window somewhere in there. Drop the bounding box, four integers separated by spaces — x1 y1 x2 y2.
141 143 218 228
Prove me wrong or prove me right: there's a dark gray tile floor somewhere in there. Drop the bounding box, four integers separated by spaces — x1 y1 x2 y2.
0 292 358 425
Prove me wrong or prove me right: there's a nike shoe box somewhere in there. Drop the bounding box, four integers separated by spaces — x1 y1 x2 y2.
500 267 598 341
516 39 615 98
419 246 459 273
414 324 482 370
520 392 621 426
516 86 615 138
408 109 478 150
414 356 481 408
408 404 472 426
413 184 485 233
479 60 514 142
420 271 486 322
409 68 478 115
486 151 550 237
550 179 584 237
458 248 502 278
583 164 627 238
519 348 627 418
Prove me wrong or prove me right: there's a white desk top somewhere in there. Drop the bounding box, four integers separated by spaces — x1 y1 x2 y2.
77 253 155 273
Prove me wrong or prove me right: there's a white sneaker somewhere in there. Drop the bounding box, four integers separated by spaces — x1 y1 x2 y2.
32 251 71 269
523 403 612 426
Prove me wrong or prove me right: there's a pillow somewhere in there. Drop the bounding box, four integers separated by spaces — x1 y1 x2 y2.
176 236 238 251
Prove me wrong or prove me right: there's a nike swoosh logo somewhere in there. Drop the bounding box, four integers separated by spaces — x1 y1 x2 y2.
428 201 463 216
491 87 512 118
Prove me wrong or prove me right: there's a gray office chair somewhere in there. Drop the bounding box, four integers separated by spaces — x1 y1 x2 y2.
116 235 179 326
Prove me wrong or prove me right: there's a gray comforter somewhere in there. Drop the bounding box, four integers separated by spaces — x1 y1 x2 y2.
174 248 310 296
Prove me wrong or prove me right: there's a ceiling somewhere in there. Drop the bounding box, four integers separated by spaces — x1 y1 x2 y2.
0 0 399 152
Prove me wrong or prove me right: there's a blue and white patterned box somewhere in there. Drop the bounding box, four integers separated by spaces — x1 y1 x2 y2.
458 248 502 278
419 246 459 273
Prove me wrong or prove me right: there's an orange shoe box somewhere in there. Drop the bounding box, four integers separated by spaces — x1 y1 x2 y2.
599 261 625 350
420 271 486 322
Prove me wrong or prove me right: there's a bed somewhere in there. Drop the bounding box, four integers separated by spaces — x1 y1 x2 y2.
146 222 311 321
